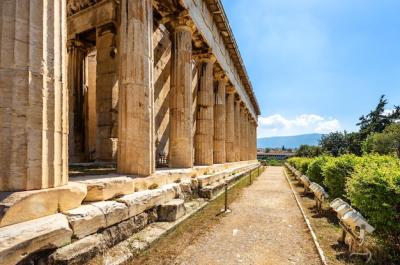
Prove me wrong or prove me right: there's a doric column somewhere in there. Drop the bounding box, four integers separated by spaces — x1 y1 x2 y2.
0 0 68 191
169 17 194 168
118 0 155 175
234 97 241 161
248 115 253 160
67 40 87 162
96 24 118 161
252 119 258 160
240 105 248 161
194 53 215 165
225 87 235 162
213 74 227 164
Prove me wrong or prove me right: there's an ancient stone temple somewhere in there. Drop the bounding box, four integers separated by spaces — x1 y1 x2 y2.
0 0 260 264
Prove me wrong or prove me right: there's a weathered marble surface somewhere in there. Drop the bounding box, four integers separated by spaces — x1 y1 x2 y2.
0 182 87 227
0 214 72 265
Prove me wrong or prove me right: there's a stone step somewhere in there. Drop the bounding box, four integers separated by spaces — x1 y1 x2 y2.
116 184 181 218
63 184 181 240
197 163 259 189
0 214 73 265
73 175 135 202
0 182 87 227
158 199 186 222
92 199 207 265
47 213 148 265
199 164 260 199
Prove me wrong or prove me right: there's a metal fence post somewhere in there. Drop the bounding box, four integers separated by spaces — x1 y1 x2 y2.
224 184 228 212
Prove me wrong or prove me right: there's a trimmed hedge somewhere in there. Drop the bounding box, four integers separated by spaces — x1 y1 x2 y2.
346 155 400 237
307 156 331 186
287 157 312 174
322 154 359 199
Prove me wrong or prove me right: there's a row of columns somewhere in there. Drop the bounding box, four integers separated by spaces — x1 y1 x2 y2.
0 0 257 193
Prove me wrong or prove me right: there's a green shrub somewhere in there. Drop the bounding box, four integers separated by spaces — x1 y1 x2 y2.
307 156 331 185
322 154 359 198
346 155 400 239
287 157 313 174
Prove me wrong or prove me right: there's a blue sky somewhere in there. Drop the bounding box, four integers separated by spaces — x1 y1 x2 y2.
221 0 400 138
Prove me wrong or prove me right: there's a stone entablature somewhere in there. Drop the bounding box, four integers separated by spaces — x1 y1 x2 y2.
179 0 260 120
67 0 106 17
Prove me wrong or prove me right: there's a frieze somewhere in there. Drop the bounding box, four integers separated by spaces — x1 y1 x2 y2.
67 0 105 16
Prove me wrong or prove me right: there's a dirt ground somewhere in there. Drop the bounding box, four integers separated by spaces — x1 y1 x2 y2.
132 166 321 265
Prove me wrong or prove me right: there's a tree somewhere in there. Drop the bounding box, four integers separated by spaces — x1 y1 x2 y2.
357 95 400 140
295 145 322 158
344 132 363 156
362 123 400 157
320 132 347 157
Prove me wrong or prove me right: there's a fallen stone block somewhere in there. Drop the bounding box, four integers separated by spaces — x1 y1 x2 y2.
0 214 72 265
117 184 179 218
0 182 87 227
64 204 106 239
74 175 135 202
158 199 186 222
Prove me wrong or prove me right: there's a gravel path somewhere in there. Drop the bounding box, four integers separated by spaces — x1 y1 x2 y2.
173 166 321 265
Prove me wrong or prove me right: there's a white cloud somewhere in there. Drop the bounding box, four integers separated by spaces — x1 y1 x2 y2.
258 114 342 138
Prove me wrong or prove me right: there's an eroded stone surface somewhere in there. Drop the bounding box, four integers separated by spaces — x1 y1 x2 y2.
64 204 107 239
48 234 103 265
91 200 129 227
74 175 135 202
117 184 179 218
48 213 149 264
101 212 148 248
0 214 72 265
0 182 87 227
158 199 186 222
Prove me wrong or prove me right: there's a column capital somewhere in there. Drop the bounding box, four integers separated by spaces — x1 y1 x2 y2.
193 50 216 63
235 93 242 102
67 39 86 52
226 85 236 94
215 72 229 83
165 12 196 33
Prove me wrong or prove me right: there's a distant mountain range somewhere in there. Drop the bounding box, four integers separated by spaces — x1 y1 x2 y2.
257 133 323 149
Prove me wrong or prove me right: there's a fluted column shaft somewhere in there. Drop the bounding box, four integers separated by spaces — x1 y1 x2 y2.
234 99 241 161
194 57 215 165
248 115 253 160
240 106 248 161
68 40 86 162
225 89 235 162
96 25 118 161
252 120 258 159
118 0 155 175
169 23 193 168
0 0 68 191
213 76 227 164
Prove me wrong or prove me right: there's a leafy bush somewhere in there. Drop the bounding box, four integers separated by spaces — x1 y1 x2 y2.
262 158 283 166
307 156 331 185
322 154 359 198
287 157 313 174
362 123 400 158
346 155 400 240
